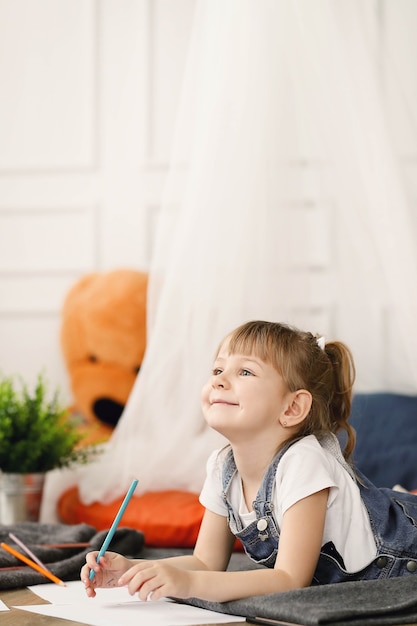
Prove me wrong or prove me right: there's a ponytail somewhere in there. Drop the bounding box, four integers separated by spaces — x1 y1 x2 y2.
294 338 356 461
324 341 356 460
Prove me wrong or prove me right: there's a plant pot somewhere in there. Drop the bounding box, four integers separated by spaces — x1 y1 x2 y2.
0 472 45 524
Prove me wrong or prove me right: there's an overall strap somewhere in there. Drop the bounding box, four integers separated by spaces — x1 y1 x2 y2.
222 441 296 512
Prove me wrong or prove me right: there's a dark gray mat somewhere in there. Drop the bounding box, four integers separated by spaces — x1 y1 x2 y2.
0 522 144 589
2 523 417 626
183 575 417 626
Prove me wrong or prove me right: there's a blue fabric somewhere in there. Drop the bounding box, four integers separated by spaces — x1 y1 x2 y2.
349 393 417 490
314 469 417 584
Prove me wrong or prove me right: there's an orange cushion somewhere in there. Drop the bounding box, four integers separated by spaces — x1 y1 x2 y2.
58 487 243 550
58 488 205 548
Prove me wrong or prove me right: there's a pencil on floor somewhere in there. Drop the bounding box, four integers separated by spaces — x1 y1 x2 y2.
0 542 66 587
41 542 91 548
9 532 50 571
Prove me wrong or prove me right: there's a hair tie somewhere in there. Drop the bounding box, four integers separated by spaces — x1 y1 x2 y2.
316 336 326 351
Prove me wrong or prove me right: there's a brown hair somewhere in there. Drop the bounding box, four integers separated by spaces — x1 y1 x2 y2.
223 320 356 460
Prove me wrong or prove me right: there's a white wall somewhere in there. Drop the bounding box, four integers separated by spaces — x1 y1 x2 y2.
0 0 416 402
0 0 195 402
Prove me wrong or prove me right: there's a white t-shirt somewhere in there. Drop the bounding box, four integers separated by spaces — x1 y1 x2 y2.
199 435 377 572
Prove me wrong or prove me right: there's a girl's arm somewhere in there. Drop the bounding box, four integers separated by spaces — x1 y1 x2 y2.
81 508 234 597
119 488 329 602
142 505 237 572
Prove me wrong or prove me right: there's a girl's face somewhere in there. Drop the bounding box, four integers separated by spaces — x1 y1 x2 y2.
201 337 292 442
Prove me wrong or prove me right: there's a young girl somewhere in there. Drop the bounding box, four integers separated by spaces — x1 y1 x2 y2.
81 320 417 602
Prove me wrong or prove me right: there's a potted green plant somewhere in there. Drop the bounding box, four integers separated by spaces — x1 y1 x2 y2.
0 372 98 523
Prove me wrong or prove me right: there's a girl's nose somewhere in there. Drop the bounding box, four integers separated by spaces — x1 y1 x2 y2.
213 373 227 388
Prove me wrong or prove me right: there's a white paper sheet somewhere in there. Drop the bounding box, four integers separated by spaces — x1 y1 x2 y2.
0 599 9 611
14 581 244 626
29 580 131 604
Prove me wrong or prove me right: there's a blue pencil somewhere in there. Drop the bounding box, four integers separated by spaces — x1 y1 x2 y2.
89 479 139 581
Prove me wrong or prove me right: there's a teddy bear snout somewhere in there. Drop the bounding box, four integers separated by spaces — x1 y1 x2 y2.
93 398 125 427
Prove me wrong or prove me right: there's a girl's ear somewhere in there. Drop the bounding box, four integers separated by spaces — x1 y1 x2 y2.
281 389 312 428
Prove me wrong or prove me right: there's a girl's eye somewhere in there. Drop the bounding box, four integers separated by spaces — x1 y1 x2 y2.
241 369 253 376
213 368 223 376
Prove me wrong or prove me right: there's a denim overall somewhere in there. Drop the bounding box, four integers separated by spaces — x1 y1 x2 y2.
221 441 417 584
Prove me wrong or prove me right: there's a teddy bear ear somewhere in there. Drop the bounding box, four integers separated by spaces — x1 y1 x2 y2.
62 272 98 313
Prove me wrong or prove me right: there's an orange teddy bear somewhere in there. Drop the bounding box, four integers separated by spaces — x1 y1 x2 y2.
60 269 148 444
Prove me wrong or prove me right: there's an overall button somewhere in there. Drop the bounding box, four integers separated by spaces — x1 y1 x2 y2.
406 561 417 572
257 518 269 541
375 556 388 569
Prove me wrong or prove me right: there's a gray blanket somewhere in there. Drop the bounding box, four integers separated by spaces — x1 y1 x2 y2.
0 521 144 589
184 575 417 626
2 523 417 625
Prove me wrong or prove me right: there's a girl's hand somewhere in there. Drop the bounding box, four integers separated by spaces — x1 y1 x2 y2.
119 560 194 601
81 551 132 597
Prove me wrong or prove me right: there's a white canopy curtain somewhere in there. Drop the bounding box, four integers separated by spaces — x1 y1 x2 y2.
78 0 417 504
